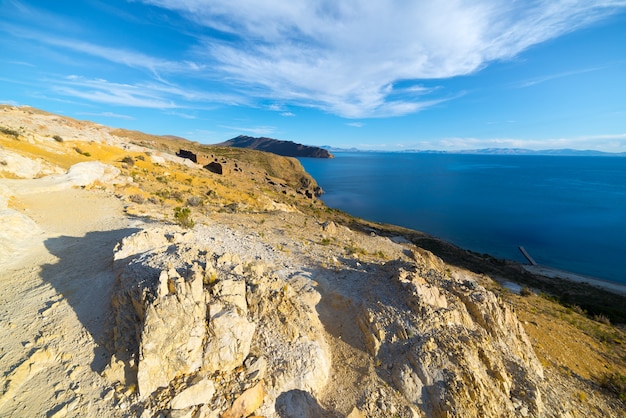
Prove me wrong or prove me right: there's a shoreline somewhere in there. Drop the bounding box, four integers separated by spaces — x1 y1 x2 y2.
523 264 626 297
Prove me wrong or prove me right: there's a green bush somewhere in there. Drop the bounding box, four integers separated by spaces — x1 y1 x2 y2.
173 207 194 229
602 372 626 401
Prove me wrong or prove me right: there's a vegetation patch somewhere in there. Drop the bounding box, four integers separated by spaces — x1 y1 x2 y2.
173 206 194 229
602 372 626 402
0 126 20 138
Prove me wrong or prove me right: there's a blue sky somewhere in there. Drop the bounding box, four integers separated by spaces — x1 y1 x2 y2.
1 0 625 151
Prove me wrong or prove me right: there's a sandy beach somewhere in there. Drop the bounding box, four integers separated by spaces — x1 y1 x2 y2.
523 264 626 297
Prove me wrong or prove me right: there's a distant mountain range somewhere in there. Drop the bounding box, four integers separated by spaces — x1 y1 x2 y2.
322 146 626 157
217 135 334 158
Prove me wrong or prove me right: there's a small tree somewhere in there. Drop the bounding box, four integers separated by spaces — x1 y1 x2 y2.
173 206 194 229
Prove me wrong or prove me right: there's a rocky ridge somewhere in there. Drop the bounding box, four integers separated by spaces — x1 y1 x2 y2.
106 221 547 417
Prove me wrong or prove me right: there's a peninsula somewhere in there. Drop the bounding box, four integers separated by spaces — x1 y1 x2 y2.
216 135 334 158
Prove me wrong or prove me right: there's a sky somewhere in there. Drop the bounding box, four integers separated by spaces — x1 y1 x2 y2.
1 0 626 152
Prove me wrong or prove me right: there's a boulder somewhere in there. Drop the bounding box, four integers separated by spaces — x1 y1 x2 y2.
221 380 264 418
136 268 207 398
170 378 216 410
203 303 256 372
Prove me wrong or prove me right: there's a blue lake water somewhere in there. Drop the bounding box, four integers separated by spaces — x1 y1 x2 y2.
299 152 626 284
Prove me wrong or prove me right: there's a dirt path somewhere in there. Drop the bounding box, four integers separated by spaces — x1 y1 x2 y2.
0 184 140 417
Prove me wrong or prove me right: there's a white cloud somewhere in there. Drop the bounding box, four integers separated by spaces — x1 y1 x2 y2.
52 76 178 108
347 122 364 128
78 111 135 120
218 125 276 136
49 75 243 110
281 112 295 117
141 0 626 117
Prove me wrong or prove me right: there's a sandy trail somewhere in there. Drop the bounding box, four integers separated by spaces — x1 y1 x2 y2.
0 184 140 417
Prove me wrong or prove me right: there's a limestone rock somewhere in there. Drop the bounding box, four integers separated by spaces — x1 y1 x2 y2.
111 225 330 416
221 380 264 418
358 252 545 417
320 221 337 234
113 227 173 262
203 304 256 372
170 378 216 410
0 148 63 178
136 268 207 398
212 279 248 314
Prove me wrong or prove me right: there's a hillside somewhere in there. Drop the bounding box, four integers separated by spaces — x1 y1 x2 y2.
1 105 625 417
216 135 334 158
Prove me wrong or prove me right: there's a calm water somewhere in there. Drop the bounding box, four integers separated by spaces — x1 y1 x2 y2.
300 152 626 284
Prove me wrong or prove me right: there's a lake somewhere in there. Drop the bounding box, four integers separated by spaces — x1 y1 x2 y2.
300 152 626 284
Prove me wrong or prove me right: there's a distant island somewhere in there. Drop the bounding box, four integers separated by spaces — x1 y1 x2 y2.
217 135 334 158
323 146 626 157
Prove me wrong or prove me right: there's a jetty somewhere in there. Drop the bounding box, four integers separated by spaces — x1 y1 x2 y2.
518 246 537 266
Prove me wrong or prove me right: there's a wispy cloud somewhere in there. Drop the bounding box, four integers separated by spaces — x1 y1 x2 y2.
49 75 243 110
347 122 364 128
515 67 605 88
218 125 276 136
4 24 198 76
52 76 178 108
141 0 626 118
78 111 135 120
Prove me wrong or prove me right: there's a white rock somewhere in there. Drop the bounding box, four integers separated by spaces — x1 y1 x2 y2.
170 379 216 410
204 307 255 372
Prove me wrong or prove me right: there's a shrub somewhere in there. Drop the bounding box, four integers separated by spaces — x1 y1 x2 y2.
129 194 145 204
171 190 184 202
186 196 202 207
173 207 194 229
147 196 160 205
155 189 170 199
602 372 626 401
520 286 533 297
594 314 611 325
0 126 19 138
121 156 135 166
74 147 90 157
52 135 63 142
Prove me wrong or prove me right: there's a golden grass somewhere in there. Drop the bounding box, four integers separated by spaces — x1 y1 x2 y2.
511 291 626 384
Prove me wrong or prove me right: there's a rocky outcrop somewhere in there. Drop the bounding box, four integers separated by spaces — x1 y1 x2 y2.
107 224 547 417
109 226 330 416
358 248 544 417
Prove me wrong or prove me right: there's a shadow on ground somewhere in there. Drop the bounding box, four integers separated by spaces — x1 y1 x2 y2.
40 228 140 371
275 389 335 418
